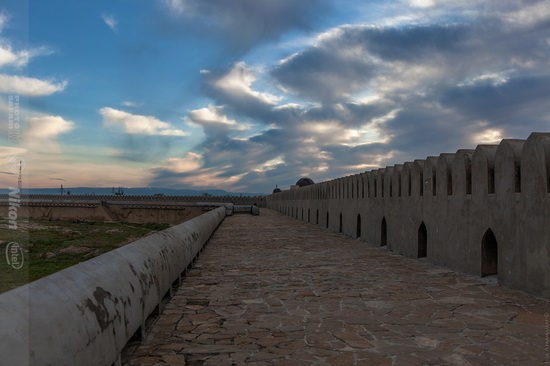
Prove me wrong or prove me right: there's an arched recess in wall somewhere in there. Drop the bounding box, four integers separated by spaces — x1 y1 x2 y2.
326 212 329 229
316 210 319 225
481 229 498 277
381 217 387 247
356 214 361 239
339 213 343 233
418 222 427 258
308 208 311 223
301 208 304 221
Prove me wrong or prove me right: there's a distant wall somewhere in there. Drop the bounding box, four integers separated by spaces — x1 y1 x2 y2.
0 195 265 224
0 194 267 206
0 206 226 366
268 132 550 300
0 203 206 224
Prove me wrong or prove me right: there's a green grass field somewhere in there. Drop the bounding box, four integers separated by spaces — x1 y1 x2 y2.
0 219 170 293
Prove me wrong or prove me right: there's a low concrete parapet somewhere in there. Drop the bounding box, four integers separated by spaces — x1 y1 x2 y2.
233 205 260 215
196 202 234 216
0 206 226 366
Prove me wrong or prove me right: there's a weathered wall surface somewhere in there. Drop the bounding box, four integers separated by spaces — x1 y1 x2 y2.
267 132 550 300
0 206 226 366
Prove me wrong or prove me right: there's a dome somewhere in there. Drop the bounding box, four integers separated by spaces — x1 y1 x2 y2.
296 177 315 187
272 184 282 194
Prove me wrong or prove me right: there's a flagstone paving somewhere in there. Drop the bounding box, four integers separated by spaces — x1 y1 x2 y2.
123 209 549 365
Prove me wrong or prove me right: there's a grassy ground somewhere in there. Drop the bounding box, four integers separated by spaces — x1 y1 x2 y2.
0 219 170 293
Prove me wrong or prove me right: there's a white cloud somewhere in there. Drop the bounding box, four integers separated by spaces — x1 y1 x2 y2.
500 1 550 28
188 104 252 132
27 115 73 139
472 128 504 145
100 107 188 136
0 74 67 96
101 13 117 32
178 168 247 189
0 44 25 67
162 0 188 14
407 0 435 8
190 105 237 126
164 152 203 173
0 45 52 68
26 115 74 153
458 72 510 87
0 12 8 32
252 155 286 174
121 100 141 108
0 13 53 68
215 62 280 105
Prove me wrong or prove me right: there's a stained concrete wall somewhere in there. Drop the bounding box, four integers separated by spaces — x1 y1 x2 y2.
0 206 226 366
268 132 550 300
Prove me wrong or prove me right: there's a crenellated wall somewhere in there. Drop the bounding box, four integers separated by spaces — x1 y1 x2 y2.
267 132 550 300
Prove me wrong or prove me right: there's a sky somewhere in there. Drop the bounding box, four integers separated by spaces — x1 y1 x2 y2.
0 0 549 194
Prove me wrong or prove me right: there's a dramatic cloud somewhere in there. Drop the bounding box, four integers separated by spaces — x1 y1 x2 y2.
203 62 281 122
100 107 187 136
152 0 550 192
11 0 546 192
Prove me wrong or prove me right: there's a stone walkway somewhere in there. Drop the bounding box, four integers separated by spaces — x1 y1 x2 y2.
124 209 549 365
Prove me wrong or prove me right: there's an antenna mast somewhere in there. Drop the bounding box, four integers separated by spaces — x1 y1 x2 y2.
17 159 22 192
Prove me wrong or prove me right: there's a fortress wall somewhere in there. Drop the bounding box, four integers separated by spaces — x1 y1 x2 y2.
0 194 267 207
267 132 550 300
0 204 205 224
0 206 226 366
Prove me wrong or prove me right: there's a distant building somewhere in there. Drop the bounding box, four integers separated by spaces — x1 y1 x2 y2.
296 177 315 187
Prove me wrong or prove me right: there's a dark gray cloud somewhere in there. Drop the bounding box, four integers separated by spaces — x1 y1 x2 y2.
150 0 550 192
439 76 550 130
111 134 183 163
271 45 378 102
156 0 332 53
270 24 474 103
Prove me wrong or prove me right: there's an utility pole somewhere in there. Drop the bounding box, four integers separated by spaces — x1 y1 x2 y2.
17 159 22 192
